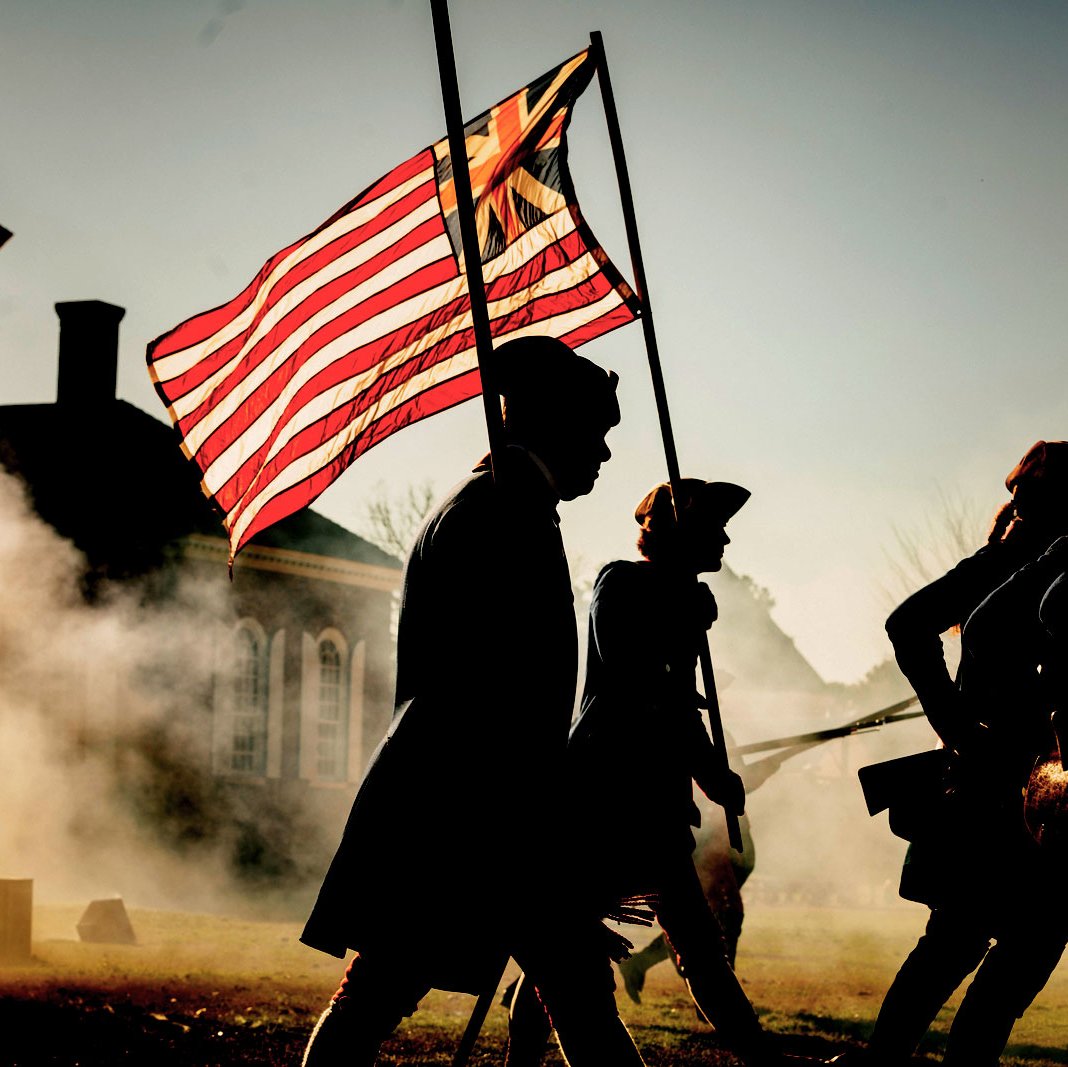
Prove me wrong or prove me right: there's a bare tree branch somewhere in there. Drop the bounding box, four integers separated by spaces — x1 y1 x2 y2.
359 480 437 559
879 484 989 608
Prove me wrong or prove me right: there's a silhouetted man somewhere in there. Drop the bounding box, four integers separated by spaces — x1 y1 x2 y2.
504 479 823 1067
847 445 1068 1067
300 335 647 1066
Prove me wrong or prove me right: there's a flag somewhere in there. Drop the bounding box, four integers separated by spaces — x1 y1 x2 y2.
147 49 639 563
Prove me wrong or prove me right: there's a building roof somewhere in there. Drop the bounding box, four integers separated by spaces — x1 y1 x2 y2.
0 398 400 579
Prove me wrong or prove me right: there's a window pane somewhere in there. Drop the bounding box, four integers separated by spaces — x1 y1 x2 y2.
317 640 345 779
231 627 266 774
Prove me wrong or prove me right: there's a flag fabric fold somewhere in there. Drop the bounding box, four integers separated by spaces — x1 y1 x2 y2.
147 48 639 563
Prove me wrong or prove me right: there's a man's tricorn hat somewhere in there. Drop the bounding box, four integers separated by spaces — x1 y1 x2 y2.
1005 440 1068 494
492 335 620 425
634 478 751 532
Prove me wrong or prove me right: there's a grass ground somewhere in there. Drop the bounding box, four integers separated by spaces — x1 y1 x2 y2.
3 902 1068 1065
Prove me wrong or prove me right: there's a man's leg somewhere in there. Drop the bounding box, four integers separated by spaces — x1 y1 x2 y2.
717 901 745 969
504 971 555 1067
514 922 646 1067
654 858 771 1064
618 933 673 1004
302 951 429 1067
941 921 1067 1067
866 907 991 1065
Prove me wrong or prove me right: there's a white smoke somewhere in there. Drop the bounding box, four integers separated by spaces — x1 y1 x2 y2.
0 469 306 913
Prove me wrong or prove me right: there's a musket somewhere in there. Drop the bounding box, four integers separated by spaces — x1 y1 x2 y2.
732 696 921 757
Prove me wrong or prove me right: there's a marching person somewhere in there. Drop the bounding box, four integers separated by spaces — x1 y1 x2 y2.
1038 566 1068 720
618 744 786 1004
852 441 1068 1066
505 479 821 1067
299 335 648 1067
1025 562 1068 855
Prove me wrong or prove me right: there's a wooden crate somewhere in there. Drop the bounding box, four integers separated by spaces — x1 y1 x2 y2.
0 879 32 962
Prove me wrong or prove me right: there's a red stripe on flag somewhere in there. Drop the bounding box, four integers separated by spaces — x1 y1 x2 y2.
220 268 619 519
483 228 589 300
147 49 642 563
192 252 462 475
232 370 482 554
195 223 594 465
233 283 632 551
159 178 440 399
148 150 434 363
215 254 619 514
172 213 449 426
559 302 636 348
217 304 479 515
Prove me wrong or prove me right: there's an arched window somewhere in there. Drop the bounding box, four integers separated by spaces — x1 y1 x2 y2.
316 638 347 780
231 623 267 774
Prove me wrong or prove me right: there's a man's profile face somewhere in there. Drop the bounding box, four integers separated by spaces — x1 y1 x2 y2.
695 522 730 574
681 507 730 573
540 415 615 501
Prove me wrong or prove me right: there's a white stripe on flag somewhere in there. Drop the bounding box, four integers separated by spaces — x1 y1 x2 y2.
226 283 627 548
202 224 600 495
187 231 456 460
170 194 445 421
152 164 437 379
227 346 483 548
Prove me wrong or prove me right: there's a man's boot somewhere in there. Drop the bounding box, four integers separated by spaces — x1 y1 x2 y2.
618 933 672 1004
302 1002 383 1067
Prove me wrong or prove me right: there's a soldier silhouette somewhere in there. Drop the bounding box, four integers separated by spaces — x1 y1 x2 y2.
618 740 786 1002
504 480 825 1067
1040 569 1068 646
847 441 1068 1067
299 335 649 1067
1039 565 1068 723
1025 560 1068 854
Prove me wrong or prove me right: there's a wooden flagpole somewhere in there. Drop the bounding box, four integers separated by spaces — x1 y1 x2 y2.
429 5 511 1063
589 29 744 851
430 0 504 475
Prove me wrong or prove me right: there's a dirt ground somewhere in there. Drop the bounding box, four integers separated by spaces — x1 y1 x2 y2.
3 903 1068 1066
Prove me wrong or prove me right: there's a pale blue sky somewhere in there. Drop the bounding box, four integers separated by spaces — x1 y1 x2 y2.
3 0 1067 681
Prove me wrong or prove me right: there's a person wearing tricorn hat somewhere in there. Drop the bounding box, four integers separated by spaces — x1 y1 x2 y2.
504 479 824 1066
841 440 1068 1067
616 722 787 1002
300 335 649 1066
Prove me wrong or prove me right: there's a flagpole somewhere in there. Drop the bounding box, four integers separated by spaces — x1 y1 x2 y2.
430 0 504 474
430 6 511 1062
589 29 743 851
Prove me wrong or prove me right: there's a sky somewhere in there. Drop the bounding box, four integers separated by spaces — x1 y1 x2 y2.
2 0 1067 683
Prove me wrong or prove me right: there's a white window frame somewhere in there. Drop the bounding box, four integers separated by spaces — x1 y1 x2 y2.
213 618 269 777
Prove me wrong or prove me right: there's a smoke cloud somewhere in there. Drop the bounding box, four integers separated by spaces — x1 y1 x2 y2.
0 470 327 914
0 459 950 925
704 563 942 911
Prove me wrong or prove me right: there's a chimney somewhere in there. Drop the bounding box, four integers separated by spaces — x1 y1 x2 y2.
55 300 126 406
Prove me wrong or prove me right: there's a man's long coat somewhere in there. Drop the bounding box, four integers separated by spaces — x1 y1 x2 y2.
301 449 577 991
566 560 721 895
886 532 1056 911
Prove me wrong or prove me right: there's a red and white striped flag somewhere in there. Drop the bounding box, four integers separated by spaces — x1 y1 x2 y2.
147 49 639 563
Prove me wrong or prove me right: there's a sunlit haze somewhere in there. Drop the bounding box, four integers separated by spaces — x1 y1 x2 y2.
3 0 1066 682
